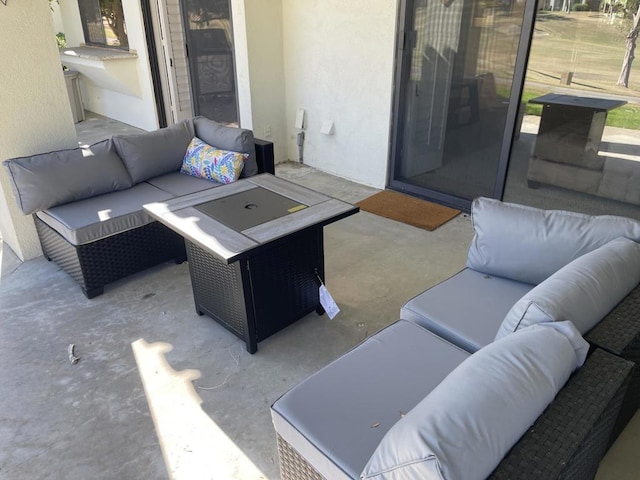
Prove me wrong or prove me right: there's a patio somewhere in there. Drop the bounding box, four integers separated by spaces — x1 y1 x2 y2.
0 114 638 479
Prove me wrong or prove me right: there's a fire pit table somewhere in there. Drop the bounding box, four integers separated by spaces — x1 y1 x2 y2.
144 173 359 353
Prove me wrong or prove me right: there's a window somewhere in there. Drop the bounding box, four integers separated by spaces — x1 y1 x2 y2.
78 0 129 49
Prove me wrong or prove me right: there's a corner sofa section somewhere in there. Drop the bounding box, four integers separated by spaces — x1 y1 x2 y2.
271 197 640 480
272 319 633 480
3 116 274 298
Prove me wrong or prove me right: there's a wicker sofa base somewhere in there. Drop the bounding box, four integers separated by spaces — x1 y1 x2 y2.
35 216 186 299
585 282 640 444
275 349 633 480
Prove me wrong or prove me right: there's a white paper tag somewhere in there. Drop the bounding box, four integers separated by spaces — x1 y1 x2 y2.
319 285 340 320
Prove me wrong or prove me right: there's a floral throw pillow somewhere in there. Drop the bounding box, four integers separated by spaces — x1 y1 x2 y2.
180 136 247 184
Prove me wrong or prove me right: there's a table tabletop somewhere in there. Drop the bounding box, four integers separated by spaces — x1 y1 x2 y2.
529 93 627 111
143 173 359 263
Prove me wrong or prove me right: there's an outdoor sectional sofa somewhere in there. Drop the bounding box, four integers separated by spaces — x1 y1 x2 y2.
271 197 640 480
3 116 274 298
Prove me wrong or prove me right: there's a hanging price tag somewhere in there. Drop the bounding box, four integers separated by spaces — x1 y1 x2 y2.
319 285 340 320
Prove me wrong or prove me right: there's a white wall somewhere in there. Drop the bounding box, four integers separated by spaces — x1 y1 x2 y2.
0 0 77 261
50 1 65 37
232 0 288 163
282 0 399 189
231 0 253 130
58 0 159 131
58 0 84 46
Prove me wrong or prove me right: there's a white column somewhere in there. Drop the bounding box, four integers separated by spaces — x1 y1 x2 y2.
0 0 77 261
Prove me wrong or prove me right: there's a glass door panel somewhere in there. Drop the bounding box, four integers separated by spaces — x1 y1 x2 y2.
181 0 239 125
390 0 535 210
504 9 640 220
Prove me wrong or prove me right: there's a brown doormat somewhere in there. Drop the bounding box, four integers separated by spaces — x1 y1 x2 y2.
356 190 460 231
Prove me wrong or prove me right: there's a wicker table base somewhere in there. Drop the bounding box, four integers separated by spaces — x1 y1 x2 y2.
186 227 325 353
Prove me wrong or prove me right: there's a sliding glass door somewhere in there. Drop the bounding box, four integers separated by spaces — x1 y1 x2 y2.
181 0 239 125
389 0 536 210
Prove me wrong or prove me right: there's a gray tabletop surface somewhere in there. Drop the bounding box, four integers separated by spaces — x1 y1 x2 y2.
529 93 627 111
143 173 359 263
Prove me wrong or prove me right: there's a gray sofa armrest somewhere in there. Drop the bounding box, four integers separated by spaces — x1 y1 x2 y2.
255 138 275 175
193 116 258 177
489 349 633 480
2 139 133 215
273 348 633 480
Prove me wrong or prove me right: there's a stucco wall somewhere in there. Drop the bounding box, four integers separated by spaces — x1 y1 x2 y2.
0 0 78 261
282 0 398 189
231 0 288 164
231 0 253 130
58 0 84 46
243 0 288 164
50 1 65 37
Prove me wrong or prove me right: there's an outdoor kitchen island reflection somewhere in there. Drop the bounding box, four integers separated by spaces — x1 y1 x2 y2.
144 173 359 353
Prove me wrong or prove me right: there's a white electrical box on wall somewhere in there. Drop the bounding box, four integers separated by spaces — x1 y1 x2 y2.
295 108 305 129
320 120 335 135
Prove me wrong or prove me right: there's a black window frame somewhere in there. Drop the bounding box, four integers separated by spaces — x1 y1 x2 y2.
78 0 129 50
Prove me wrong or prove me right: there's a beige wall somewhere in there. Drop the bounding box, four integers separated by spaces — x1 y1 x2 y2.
232 0 288 163
234 0 398 181
282 0 398 188
0 0 78 261
233 0 398 177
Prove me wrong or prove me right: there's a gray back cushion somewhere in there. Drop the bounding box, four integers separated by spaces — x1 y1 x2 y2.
2 139 133 215
467 197 640 284
193 116 258 177
361 321 588 480
113 119 195 183
496 237 640 339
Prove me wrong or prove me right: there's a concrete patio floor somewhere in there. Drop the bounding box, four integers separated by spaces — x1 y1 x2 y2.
0 114 638 479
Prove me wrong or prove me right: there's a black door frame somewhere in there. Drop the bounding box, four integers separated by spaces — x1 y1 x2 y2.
141 0 168 128
387 0 538 212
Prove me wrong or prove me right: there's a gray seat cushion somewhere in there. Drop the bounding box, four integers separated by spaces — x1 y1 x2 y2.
145 172 221 196
2 139 133 215
271 320 470 480
113 120 195 184
35 183 174 245
401 268 534 353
